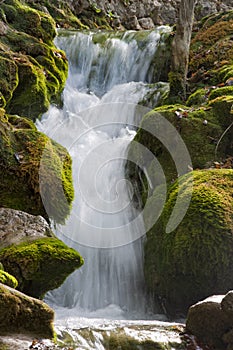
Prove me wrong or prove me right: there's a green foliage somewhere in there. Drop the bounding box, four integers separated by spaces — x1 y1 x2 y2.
144 169 233 315
0 237 84 298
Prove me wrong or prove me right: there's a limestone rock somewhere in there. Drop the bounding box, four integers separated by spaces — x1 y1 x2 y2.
186 292 233 349
0 208 53 249
138 17 155 29
186 295 229 349
0 283 54 338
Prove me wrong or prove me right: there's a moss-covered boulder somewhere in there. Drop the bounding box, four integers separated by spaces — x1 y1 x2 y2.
0 0 68 121
144 169 233 316
126 104 231 204
0 237 84 298
0 111 74 223
0 283 54 338
0 270 18 289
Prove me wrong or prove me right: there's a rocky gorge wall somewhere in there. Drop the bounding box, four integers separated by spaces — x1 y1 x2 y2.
25 0 233 30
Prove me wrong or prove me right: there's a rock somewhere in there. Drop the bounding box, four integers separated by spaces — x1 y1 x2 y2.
0 237 84 298
221 291 233 319
24 0 233 30
0 283 54 338
0 112 74 224
138 17 155 29
0 0 68 120
0 208 53 249
143 169 233 315
186 295 230 349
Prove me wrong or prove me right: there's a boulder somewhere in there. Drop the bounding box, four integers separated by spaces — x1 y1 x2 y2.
0 283 54 338
0 208 53 249
0 0 68 120
186 291 233 349
144 169 233 315
186 295 229 349
0 237 84 298
0 112 74 224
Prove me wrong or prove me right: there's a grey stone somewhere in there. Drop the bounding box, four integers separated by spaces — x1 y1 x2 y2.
186 295 230 349
138 17 155 29
0 208 53 249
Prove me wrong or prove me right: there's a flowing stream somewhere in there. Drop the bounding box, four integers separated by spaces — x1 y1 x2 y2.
36 27 185 349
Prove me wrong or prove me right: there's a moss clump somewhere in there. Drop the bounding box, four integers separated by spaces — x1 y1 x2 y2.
0 237 84 298
0 112 74 224
0 270 18 288
144 169 233 316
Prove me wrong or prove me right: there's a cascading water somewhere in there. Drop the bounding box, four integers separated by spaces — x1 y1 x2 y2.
37 27 171 323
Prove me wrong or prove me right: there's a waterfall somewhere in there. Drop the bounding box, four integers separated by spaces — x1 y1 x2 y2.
37 27 171 320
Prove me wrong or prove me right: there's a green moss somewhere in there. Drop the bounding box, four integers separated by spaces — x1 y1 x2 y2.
144 169 233 315
186 88 208 106
1 0 56 44
188 11 233 96
208 86 233 100
0 1 68 120
126 104 227 203
209 95 233 128
168 71 186 103
0 270 18 288
0 112 74 224
0 237 84 298
0 56 18 107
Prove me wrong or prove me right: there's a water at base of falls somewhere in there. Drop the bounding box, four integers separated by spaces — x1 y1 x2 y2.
37 27 171 324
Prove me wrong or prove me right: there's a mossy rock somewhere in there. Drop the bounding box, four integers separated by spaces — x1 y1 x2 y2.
126 104 229 205
144 169 233 316
188 11 233 91
0 270 18 288
0 0 68 121
0 112 74 224
186 88 208 106
0 237 84 298
1 0 56 44
24 0 88 30
0 56 18 107
0 283 54 338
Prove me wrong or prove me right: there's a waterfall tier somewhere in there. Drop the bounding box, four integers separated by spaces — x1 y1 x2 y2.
37 26 171 319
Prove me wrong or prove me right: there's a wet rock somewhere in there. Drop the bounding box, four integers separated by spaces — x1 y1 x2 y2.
0 283 54 338
186 291 233 349
0 208 53 249
186 295 229 349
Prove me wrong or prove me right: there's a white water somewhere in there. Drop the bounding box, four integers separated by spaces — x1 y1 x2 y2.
37 27 171 322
